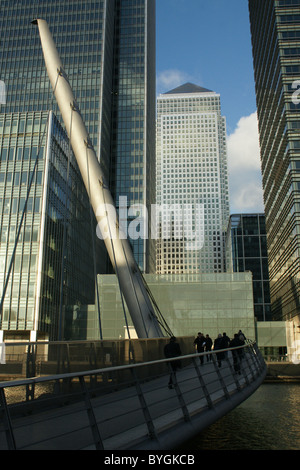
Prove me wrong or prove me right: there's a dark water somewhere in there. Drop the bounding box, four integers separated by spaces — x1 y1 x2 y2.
179 383 300 450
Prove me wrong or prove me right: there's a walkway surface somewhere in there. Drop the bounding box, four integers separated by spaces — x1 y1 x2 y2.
0 350 267 450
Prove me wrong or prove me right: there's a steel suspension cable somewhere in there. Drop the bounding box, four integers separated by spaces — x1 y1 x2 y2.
85 141 103 339
100 182 133 339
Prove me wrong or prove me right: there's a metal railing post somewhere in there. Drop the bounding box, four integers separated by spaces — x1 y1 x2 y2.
225 355 242 391
239 347 250 385
192 357 214 409
212 353 230 399
167 362 191 422
79 375 104 450
0 388 16 450
130 367 158 440
243 346 256 381
252 343 265 372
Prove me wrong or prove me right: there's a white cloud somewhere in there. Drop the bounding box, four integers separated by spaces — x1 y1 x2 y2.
231 180 264 212
227 112 261 171
227 112 265 214
157 69 195 94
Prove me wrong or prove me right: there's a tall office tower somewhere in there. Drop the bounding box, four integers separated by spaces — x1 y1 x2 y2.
0 0 156 273
0 1 156 340
0 111 95 341
156 83 230 274
249 0 300 328
227 214 271 322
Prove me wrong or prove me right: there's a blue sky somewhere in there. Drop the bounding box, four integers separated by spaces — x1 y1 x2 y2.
156 0 264 214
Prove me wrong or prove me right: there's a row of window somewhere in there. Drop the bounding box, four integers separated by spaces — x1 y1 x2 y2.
281 30 300 39
0 252 37 274
2 0 104 13
0 196 41 216
279 14 300 22
0 170 43 186
278 0 300 5
0 146 43 162
0 224 39 245
0 116 46 134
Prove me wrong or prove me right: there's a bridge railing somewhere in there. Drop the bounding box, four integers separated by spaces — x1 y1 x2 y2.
0 337 195 380
0 340 266 450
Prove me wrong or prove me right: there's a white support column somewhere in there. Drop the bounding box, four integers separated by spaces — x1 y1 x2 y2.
33 19 164 338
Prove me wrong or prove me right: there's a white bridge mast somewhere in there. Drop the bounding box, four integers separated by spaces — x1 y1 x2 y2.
33 19 164 338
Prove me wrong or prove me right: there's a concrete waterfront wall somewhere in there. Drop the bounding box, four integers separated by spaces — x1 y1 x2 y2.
266 362 300 381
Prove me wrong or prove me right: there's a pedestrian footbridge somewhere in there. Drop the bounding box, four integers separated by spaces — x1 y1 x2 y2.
0 338 266 450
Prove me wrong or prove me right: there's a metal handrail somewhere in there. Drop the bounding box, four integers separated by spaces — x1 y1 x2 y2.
0 343 252 388
0 340 266 450
0 336 194 375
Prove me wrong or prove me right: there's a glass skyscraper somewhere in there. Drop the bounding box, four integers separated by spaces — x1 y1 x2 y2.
0 0 156 272
156 83 230 274
228 214 271 322
0 0 156 340
0 111 95 340
249 0 300 329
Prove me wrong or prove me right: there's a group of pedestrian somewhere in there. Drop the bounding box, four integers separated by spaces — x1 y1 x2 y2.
193 332 213 364
194 330 246 369
163 330 246 389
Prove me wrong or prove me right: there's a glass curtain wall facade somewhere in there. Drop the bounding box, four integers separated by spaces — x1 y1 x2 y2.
156 83 230 274
228 214 271 321
0 1 106 152
110 0 156 272
0 111 95 340
0 0 156 273
0 0 156 340
249 0 300 324
98 273 255 340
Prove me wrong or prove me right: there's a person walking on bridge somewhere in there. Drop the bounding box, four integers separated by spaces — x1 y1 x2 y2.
164 336 181 389
205 334 213 361
194 332 206 365
222 332 230 358
230 334 244 374
214 333 226 367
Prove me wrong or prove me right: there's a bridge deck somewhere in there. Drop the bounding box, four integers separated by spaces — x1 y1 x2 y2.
0 344 266 450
